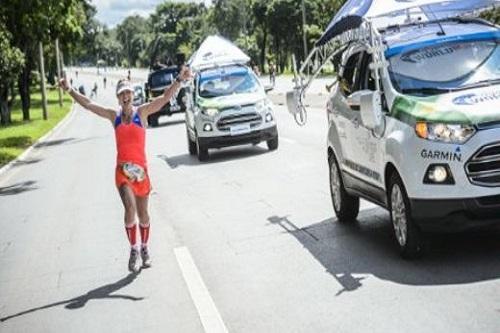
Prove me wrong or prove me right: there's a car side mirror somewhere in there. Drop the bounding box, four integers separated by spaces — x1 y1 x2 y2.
264 85 274 93
360 90 383 130
346 91 364 111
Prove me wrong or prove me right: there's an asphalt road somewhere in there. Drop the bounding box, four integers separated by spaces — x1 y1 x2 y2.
0 71 499 332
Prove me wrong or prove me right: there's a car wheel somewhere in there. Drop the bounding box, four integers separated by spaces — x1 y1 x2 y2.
388 172 425 259
267 136 279 151
328 153 359 222
196 138 209 161
187 130 196 155
148 115 159 127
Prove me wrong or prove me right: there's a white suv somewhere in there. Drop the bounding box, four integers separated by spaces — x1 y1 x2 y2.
324 18 500 258
186 64 278 161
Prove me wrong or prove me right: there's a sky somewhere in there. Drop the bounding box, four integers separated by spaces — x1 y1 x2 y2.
93 0 211 28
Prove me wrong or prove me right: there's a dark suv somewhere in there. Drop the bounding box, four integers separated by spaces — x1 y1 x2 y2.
145 66 187 127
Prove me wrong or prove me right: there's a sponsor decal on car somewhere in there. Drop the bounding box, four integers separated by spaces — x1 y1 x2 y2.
420 148 462 162
453 89 500 105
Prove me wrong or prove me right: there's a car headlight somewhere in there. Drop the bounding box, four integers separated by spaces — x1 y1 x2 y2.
256 99 272 113
201 108 219 117
415 122 475 144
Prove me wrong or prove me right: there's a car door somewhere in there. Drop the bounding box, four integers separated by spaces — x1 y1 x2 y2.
331 50 364 179
346 52 385 190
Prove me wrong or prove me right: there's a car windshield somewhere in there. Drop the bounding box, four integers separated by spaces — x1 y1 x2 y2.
198 66 260 98
150 70 177 87
388 39 500 96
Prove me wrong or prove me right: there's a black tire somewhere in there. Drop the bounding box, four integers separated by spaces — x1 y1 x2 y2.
187 130 196 155
328 153 359 222
196 138 209 161
388 172 425 259
148 114 159 127
267 136 279 151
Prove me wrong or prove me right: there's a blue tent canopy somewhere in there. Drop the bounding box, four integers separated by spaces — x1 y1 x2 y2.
316 0 500 46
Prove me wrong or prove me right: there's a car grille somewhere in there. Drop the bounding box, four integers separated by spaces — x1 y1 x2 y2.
217 110 262 132
465 142 500 187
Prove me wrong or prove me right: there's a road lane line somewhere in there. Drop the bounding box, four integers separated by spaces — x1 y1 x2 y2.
174 246 228 333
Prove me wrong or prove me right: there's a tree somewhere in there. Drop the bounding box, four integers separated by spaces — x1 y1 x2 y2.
0 0 87 121
0 23 25 125
116 15 149 67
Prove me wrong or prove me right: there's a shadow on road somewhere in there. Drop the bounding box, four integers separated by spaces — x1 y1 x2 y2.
34 138 76 148
157 146 269 169
267 209 500 296
0 271 144 322
0 181 38 196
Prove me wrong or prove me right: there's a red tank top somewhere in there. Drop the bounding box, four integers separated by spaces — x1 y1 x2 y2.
114 107 146 167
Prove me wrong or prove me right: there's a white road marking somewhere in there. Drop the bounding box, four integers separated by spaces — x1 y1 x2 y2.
174 246 229 333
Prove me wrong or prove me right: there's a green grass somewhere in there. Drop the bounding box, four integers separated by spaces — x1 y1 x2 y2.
0 88 72 167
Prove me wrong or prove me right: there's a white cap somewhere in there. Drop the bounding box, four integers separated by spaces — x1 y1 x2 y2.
116 80 134 95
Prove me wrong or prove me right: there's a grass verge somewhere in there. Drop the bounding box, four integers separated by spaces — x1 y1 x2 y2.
0 87 72 167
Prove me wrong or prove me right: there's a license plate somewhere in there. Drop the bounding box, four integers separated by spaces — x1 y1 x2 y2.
230 124 251 136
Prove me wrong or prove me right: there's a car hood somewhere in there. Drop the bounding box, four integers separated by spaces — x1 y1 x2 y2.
197 92 265 109
391 85 500 126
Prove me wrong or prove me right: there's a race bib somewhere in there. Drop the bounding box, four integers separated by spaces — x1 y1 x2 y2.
121 163 145 182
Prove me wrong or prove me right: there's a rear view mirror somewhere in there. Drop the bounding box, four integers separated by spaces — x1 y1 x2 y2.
360 91 383 131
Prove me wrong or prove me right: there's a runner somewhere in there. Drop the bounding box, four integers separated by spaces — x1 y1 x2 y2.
59 66 191 272
90 82 98 99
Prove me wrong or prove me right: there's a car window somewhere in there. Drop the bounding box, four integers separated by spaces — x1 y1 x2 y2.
198 66 261 98
359 53 376 91
340 52 363 96
388 39 500 95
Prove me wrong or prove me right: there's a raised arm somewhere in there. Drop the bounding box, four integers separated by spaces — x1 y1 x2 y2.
59 78 116 123
138 66 192 117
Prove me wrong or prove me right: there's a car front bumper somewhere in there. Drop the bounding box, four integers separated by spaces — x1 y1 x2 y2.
410 195 500 232
198 126 278 149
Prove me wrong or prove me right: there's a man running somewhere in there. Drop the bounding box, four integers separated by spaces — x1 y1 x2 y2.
59 67 191 272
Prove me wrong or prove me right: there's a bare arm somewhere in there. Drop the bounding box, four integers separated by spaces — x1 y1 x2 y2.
138 66 192 117
59 79 116 123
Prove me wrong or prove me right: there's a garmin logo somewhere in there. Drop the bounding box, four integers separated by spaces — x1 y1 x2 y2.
421 149 462 162
453 90 500 105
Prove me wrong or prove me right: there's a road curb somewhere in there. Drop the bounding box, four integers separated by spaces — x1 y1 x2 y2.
0 102 77 180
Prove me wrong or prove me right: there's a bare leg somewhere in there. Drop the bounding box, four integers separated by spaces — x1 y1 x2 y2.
118 185 137 227
135 195 150 228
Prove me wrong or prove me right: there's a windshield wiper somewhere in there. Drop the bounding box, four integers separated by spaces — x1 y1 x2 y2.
401 87 455 96
459 78 500 90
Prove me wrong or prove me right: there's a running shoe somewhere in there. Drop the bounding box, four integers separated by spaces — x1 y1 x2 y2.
141 246 152 268
128 247 140 272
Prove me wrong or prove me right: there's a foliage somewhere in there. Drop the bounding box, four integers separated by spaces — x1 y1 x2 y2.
0 23 25 125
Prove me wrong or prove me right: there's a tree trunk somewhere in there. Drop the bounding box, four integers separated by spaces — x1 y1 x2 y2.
18 61 32 121
260 29 267 73
0 86 11 126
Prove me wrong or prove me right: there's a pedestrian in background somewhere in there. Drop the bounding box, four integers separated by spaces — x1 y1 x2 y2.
269 62 276 86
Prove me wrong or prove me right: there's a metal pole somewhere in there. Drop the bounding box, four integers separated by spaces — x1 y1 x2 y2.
55 38 63 107
39 42 48 120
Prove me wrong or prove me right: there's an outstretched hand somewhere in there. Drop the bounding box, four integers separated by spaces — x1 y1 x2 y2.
59 78 70 92
178 66 193 82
